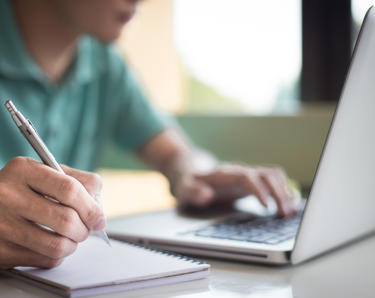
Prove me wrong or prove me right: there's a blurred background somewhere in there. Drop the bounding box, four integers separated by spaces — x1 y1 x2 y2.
100 0 374 218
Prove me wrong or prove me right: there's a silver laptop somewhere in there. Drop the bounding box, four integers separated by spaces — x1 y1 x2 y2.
107 6 375 265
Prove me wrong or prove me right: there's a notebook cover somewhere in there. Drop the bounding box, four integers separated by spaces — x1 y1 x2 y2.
3 236 210 297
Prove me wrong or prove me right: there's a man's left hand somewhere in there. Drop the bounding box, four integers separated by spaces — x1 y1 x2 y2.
173 164 297 217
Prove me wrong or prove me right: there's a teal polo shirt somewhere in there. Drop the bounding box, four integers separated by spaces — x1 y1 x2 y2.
0 0 166 171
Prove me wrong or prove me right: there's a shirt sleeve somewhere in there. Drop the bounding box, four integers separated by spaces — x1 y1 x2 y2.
105 47 168 151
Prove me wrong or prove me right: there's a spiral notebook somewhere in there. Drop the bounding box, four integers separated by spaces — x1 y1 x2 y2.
3 236 210 297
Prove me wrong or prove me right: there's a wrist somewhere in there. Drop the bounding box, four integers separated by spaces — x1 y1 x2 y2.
159 149 218 197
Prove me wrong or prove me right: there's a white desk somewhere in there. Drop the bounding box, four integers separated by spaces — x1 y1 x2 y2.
1 233 374 298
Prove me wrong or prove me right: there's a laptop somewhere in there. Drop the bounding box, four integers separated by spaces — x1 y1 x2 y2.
107 6 375 265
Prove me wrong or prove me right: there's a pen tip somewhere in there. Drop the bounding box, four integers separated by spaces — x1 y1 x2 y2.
103 234 112 247
105 237 112 247
95 231 112 247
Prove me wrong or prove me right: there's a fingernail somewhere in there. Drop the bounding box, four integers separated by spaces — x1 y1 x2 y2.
93 216 106 231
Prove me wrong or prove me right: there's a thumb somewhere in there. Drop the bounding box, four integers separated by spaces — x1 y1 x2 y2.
176 177 215 208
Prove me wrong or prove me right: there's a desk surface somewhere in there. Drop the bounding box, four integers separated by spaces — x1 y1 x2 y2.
1 234 374 298
1 171 374 297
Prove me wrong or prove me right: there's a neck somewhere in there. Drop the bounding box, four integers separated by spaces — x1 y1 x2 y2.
13 0 79 83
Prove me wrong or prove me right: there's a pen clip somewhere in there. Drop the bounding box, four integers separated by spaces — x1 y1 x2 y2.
27 119 38 133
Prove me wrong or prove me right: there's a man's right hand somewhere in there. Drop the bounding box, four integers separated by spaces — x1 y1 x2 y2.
0 157 106 269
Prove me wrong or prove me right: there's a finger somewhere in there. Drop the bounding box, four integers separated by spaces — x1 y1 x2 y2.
13 188 89 242
0 217 77 260
61 165 103 197
241 170 269 207
20 158 105 231
272 168 297 212
0 240 64 269
197 169 269 206
196 168 243 187
61 165 105 219
272 167 294 198
260 169 293 216
176 178 215 208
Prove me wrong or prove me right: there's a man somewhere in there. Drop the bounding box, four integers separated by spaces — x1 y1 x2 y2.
0 0 296 269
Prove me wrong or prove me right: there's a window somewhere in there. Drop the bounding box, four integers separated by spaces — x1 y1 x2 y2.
118 0 301 115
173 0 302 115
118 0 361 114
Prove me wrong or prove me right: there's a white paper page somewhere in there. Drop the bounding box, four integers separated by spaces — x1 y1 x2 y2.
15 236 209 290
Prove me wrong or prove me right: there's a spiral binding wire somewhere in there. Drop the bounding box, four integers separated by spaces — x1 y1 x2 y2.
112 238 208 266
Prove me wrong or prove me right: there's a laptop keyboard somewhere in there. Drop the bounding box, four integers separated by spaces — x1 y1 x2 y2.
194 213 302 245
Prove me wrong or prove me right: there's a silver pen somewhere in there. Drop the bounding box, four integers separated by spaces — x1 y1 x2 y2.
4 100 111 247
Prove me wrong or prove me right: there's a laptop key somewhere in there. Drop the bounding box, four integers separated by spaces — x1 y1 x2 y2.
194 212 302 245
